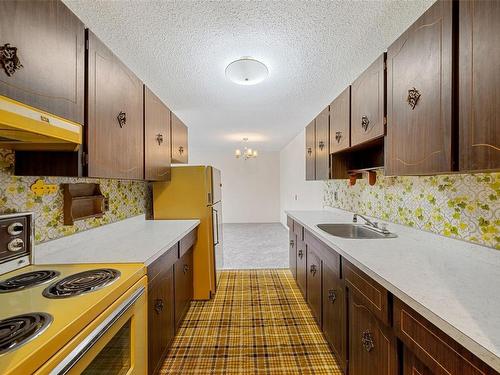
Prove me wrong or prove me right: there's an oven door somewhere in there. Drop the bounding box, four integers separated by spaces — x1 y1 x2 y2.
35 277 147 375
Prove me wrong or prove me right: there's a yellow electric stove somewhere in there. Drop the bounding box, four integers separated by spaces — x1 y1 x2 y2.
0 263 146 375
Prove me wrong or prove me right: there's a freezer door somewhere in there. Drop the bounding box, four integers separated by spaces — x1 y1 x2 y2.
212 200 223 286
211 167 222 204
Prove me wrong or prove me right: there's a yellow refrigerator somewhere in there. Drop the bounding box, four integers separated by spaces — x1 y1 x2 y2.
153 165 223 300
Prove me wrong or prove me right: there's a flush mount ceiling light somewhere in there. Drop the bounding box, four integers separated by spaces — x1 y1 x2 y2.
225 57 269 85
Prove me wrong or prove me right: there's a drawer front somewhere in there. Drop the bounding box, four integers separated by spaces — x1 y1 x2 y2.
174 248 193 329
323 260 347 372
293 222 304 240
289 231 297 279
147 244 178 283
296 239 307 298
394 298 493 375
304 229 341 278
179 228 197 258
306 247 322 326
349 290 397 375
343 260 389 325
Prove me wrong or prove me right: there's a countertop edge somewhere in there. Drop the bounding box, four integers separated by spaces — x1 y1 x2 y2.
286 210 500 372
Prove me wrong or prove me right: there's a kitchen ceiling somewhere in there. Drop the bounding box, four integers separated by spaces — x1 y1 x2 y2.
63 0 433 152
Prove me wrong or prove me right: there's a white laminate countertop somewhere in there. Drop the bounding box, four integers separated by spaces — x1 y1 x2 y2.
34 215 200 266
286 208 500 372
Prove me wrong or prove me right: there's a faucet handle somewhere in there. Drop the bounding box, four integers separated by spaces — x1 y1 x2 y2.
379 223 389 232
352 214 357 223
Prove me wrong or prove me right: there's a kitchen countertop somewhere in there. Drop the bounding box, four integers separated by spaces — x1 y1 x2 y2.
34 215 200 266
286 208 500 372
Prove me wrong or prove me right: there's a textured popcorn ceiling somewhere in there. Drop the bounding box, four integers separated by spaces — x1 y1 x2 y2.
63 0 433 152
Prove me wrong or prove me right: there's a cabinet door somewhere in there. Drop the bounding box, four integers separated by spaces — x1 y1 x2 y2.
0 0 84 124
403 348 433 375
144 86 171 181
296 239 307 297
323 260 347 372
348 291 397 375
171 113 188 164
305 120 316 180
351 54 385 147
315 107 330 180
306 247 322 326
175 248 193 329
87 31 144 179
386 1 453 176
148 265 175 375
289 231 297 279
330 87 351 154
459 0 500 171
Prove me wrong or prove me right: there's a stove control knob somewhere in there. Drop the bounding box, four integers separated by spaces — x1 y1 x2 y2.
7 222 24 236
7 238 24 252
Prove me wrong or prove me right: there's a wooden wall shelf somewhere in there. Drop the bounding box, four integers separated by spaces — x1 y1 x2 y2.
61 183 108 225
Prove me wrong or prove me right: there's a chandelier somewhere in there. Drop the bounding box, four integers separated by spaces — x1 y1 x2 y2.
235 138 258 160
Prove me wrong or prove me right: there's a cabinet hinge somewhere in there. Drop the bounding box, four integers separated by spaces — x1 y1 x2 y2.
383 116 387 125
85 39 89 50
384 61 387 70
81 151 88 166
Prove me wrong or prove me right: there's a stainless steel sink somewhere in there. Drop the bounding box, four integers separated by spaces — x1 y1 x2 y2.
316 223 397 239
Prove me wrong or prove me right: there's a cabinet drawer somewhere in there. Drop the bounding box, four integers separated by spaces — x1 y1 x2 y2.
293 222 304 241
394 298 494 375
304 229 340 278
179 228 197 258
343 260 389 325
147 244 178 284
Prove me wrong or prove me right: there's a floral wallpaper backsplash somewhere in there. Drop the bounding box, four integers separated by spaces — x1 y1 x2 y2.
324 171 500 250
0 149 147 243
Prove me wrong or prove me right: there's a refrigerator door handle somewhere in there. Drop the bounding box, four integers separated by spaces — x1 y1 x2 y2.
213 208 219 246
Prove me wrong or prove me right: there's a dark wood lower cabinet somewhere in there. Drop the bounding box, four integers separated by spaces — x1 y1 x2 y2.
174 247 194 329
289 231 297 279
296 239 307 297
322 260 347 372
348 290 397 375
403 348 433 375
306 247 322 326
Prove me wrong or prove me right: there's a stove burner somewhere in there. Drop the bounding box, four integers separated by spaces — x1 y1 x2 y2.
42 269 120 298
0 313 52 355
0 270 60 293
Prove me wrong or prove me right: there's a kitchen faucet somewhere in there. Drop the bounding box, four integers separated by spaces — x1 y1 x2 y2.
353 214 390 234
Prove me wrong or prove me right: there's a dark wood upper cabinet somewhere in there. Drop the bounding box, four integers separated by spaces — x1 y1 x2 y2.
351 54 385 148
144 86 171 181
171 113 188 164
459 0 500 172
330 87 351 154
87 31 144 179
315 107 330 180
386 0 453 176
0 0 84 124
305 120 316 180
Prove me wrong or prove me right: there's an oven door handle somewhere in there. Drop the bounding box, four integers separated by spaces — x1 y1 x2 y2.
49 286 145 375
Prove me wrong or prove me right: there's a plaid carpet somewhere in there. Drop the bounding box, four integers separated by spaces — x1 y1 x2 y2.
160 269 342 374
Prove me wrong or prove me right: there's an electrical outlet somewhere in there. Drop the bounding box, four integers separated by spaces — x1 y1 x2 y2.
294 194 298 201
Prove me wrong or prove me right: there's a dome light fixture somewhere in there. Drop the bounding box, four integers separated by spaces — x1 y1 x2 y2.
225 57 269 85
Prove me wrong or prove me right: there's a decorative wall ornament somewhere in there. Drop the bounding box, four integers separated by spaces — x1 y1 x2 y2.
407 87 421 109
117 111 126 128
30 179 58 197
324 170 500 250
0 43 23 77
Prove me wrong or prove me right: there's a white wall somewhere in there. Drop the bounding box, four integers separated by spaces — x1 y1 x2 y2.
189 149 281 223
279 129 324 226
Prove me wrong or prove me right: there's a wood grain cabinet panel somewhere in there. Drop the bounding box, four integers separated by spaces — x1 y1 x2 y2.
306 247 322 326
174 247 193 329
296 239 307 298
403 347 433 375
322 258 347 372
305 120 316 180
330 87 351 154
459 0 500 172
87 31 144 179
386 0 453 176
351 54 385 148
0 0 84 124
315 107 330 180
144 86 171 181
348 290 397 375
171 113 188 164
394 298 497 375
289 230 297 279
